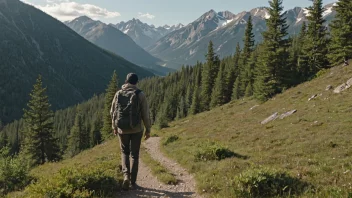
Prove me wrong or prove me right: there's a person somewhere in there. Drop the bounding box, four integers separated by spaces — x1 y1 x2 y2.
110 73 151 191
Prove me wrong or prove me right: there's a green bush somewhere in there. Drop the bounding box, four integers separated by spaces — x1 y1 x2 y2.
0 148 31 195
315 69 328 78
163 135 179 146
194 142 236 161
26 164 119 198
234 167 310 198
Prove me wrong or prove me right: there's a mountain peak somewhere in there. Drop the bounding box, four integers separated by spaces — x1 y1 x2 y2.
74 16 93 22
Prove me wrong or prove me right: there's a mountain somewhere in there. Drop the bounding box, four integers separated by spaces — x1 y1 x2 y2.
65 16 173 75
111 18 184 49
147 3 336 69
0 0 153 124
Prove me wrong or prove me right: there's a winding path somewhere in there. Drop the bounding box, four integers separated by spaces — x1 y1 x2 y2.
117 137 201 198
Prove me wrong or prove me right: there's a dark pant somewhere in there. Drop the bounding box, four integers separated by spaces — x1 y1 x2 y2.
118 132 143 183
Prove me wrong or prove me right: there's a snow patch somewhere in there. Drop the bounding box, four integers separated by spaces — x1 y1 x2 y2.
323 6 333 17
264 12 270 19
123 29 129 34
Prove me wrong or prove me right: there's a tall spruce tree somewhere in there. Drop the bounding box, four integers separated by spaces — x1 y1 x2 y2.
190 68 202 115
225 43 241 102
244 51 258 97
67 107 85 157
22 75 61 167
101 71 118 141
232 77 241 100
299 0 329 78
240 16 256 95
328 0 352 65
200 41 218 111
254 0 289 101
210 62 227 108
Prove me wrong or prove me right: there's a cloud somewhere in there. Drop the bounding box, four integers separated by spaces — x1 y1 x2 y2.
138 12 155 19
22 0 121 21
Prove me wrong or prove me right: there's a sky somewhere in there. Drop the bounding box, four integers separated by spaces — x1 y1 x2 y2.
23 0 336 27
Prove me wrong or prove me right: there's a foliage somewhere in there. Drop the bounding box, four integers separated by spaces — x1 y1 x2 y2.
21 75 61 167
234 167 310 197
102 71 118 141
163 135 179 146
328 0 352 65
0 148 31 196
254 0 290 101
194 142 235 161
25 165 119 198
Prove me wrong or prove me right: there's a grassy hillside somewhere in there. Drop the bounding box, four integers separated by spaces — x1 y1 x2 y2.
8 139 123 197
157 64 352 197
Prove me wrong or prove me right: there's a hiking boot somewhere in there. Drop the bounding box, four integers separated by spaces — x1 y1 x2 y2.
130 182 139 190
122 175 130 191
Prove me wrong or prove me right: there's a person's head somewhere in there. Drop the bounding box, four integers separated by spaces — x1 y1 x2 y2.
125 73 139 85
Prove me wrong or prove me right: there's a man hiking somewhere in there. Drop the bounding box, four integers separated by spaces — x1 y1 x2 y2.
110 73 151 191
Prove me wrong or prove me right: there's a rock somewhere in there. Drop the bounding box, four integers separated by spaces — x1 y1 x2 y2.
279 110 297 119
308 94 318 101
261 112 279 125
346 78 352 87
334 78 352 93
334 83 349 93
250 105 259 110
326 85 333 91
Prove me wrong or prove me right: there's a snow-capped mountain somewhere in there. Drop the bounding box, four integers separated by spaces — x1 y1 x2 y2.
65 16 173 75
110 19 184 49
147 3 336 69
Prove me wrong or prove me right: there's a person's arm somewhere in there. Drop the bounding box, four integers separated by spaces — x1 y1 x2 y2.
110 92 118 135
139 92 151 138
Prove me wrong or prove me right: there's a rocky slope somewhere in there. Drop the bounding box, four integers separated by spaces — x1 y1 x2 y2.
147 3 336 69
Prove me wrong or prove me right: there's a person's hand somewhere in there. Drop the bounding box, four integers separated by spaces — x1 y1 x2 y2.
114 129 118 136
144 133 150 140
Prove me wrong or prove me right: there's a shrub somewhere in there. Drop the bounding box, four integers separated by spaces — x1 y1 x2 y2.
163 135 179 146
26 164 120 198
0 148 31 195
194 142 236 161
315 69 328 78
234 167 310 198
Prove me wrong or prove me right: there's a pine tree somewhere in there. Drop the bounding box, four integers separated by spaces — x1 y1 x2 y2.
299 0 329 78
101 71 118 141
232 77 241 100
244 51 258 97
328 0 352 65
239 16 256 96
225 43 241 102
210 62 227 108
200 41 218 111
254 0 289 101
190 69 202 115
67 108 85 157
22 75 61 167
184 84 193 116
242 16 255 63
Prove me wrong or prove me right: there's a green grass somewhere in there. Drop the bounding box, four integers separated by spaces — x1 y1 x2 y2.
140 146 177 185
7 139 123 198
158 64 352 197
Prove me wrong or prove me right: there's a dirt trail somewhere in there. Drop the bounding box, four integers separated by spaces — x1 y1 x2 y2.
117 137 201 198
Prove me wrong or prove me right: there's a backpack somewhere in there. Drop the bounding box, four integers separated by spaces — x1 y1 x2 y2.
114 89 142 130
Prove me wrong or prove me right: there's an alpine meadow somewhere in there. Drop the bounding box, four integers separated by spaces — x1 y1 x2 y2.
1 0 352 197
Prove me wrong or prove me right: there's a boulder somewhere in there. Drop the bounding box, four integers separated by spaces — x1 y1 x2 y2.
279 110 297 119
334 78 352 93
334 83 349 93
261 112 279 125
